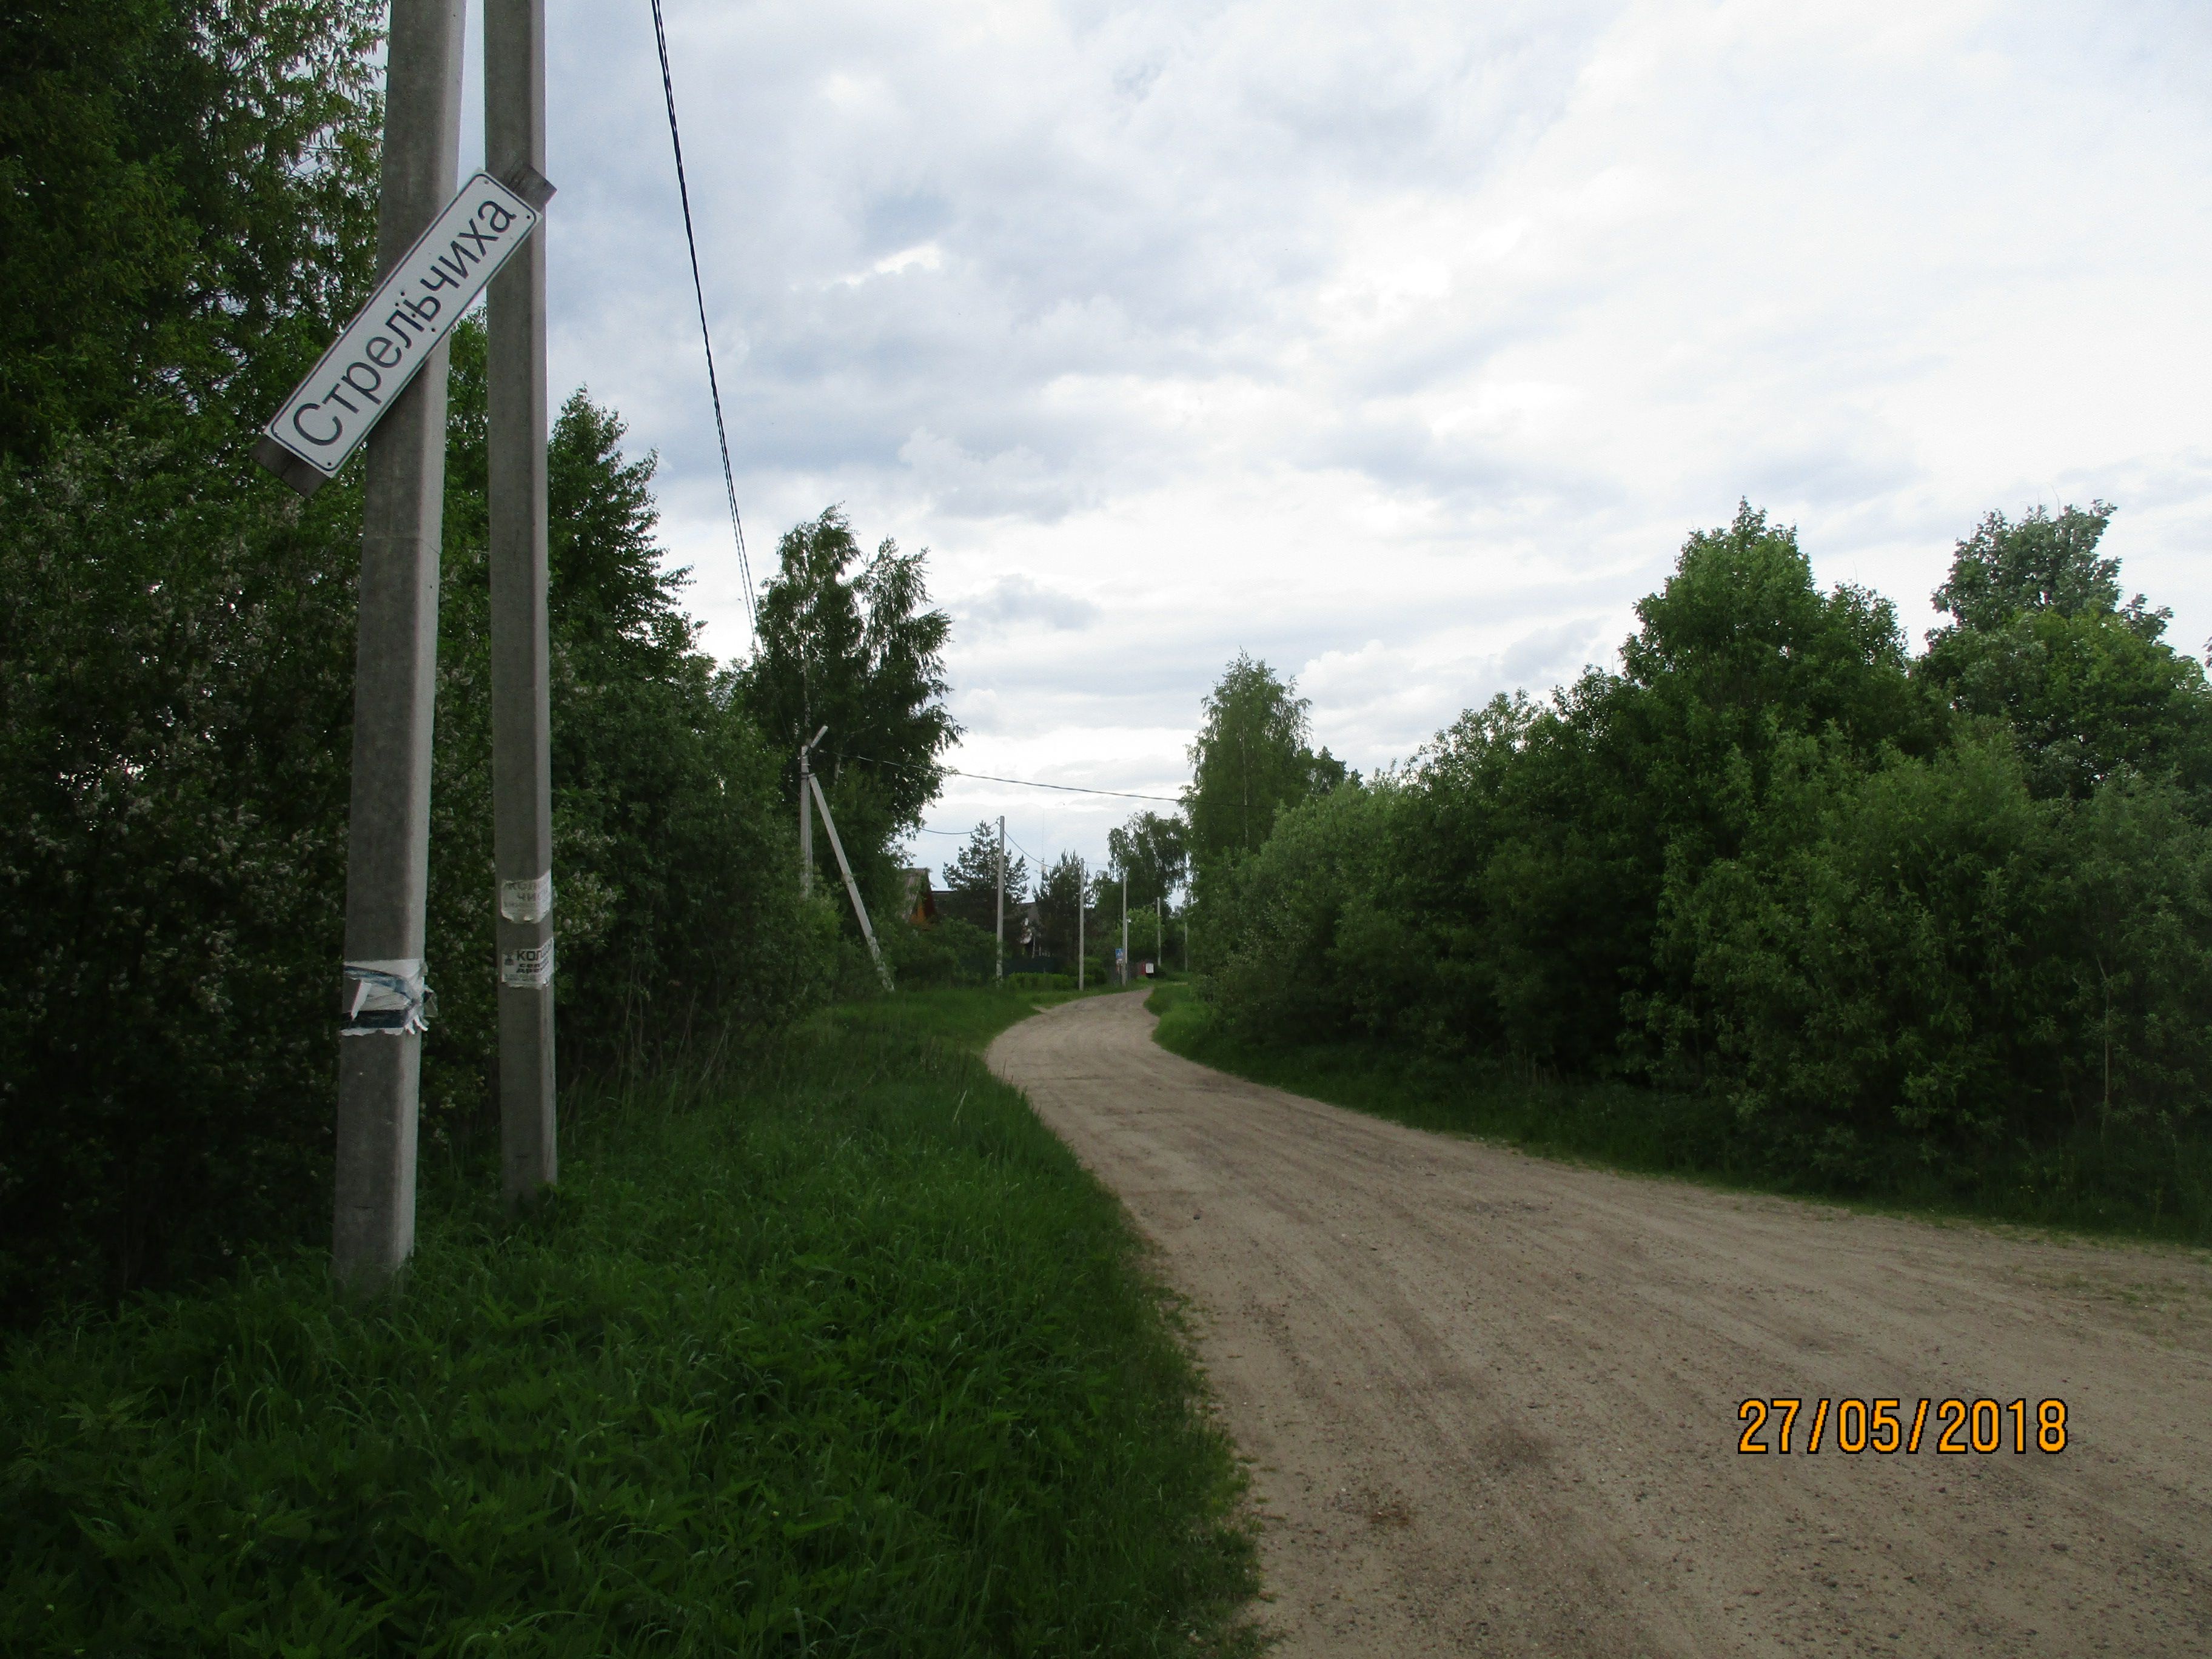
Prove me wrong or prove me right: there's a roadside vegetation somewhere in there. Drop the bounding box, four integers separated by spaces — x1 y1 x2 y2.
0 3 969 1324
2 989 1260 1656
1170 506 2212 1247
0 10 1262 1643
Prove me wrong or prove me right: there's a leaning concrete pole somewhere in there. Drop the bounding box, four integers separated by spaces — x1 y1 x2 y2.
487 0 558 1209
332 0 465 1285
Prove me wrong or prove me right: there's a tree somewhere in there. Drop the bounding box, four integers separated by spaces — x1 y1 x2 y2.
1107 811 1189 917
737 509 960 914
1184 653 1346 871
1034 851 1088 956
428 321 833 1106
0 0 383 468
937 820 1025 933
1917 503 2212 802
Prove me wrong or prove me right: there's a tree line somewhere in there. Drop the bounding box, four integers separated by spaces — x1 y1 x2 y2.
1184 503 2212 1205
0 2 956 1324
899 809 1189 984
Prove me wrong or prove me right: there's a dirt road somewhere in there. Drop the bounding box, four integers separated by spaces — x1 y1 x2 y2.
988 991 2212 1657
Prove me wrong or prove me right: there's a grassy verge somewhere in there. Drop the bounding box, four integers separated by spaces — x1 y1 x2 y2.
2 996 1259 1657
1149 984 2212 1250
822 982 1111 1055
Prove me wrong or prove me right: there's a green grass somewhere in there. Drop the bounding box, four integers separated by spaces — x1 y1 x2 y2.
1 1002 1259 1657
822 983 1110 1056
1149 984 2212 1251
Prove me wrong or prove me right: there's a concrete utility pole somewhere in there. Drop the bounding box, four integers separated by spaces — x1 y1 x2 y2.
797 725 826 893
332 0 465 1286
994 816 1005 983
1076 857 1084 990
808 774 893 992
486 0 558 1212
1121 869 1128 987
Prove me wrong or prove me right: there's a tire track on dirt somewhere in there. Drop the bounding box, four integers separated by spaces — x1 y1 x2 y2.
988 990 2212 1657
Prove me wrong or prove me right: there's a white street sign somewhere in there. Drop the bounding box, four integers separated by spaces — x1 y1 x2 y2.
255 172 543 497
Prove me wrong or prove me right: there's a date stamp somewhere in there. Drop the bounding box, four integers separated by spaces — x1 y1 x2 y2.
1737 1397 2068 1455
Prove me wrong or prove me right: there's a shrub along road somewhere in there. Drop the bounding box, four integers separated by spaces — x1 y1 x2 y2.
990 990 2212 1657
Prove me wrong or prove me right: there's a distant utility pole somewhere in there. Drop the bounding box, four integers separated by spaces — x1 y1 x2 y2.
1076 857 1085 990
1120 869 1128 987
486 0 559 1212
332 0 465 1286
994 816 1005 983
797 725 826 893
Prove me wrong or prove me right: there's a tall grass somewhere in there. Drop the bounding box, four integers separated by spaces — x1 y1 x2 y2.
2 1002 1259 1656
1150 985 2212 1248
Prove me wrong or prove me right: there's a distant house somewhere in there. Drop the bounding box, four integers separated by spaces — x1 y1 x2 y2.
900 868 937 926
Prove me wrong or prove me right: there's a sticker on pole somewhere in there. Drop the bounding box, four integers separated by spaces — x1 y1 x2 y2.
254 172 545 497
501 935 555 989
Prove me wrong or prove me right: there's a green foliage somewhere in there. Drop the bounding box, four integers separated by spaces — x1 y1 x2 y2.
0 438 362 1321
0 1018 1260 1656
0 2 394 1317
1649 738 2212 1173
1182 653 1347 873
426 321 834 1116
737 509 959 928
1917 503 2212 800
936 820 1026 932
878 916 999 990
830 984 1102 1053
1032 851 1088 957
1107 811 1188 915
1150 983 2212 1245
0 0 383 467
0 306 839 1322
1195 502 2212 1213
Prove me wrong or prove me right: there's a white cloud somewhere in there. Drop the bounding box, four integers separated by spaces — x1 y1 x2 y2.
515 0 2212 866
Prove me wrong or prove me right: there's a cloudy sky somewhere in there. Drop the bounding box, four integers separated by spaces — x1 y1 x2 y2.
458 0 2210 875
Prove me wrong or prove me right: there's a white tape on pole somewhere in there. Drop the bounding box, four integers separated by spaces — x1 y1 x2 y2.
255 172 543 496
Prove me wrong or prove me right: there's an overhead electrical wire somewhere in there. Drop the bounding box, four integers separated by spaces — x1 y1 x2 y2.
838 749 1181 803
942 767 1179 803
649 0 757 643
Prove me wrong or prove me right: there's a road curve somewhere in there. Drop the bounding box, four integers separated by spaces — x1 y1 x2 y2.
987 990 2212 1658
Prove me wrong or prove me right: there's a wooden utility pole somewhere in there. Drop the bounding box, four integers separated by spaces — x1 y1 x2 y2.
332 0 465 1285
1120 869 1128 987
1077 856 1084 990
486 0 558 1211
994 816 1005 983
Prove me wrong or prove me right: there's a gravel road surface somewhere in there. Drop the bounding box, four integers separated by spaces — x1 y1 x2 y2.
987 990 2212 1657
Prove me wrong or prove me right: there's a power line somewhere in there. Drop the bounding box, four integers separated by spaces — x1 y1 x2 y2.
843 749 1181 803
649 0 756 644
947 767 1179 803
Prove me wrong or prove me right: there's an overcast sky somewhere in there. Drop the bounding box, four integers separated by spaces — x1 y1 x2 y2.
457 0 2210 877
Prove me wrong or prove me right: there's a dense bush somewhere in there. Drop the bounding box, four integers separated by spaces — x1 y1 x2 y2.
0 0 841 1324
0 327 837 1324
1197 503 2212 1192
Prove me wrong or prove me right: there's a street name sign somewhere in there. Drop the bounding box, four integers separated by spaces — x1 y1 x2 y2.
255 171 546 497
